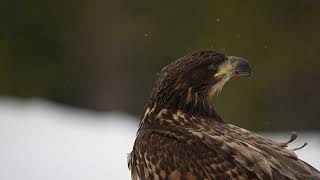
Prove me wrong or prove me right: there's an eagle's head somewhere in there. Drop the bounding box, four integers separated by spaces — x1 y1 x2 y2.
148 51 252 118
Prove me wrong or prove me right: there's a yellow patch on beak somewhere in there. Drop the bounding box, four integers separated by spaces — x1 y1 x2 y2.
214 60 235 78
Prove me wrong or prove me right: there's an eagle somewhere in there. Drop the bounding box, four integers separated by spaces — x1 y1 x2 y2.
128 51 320 180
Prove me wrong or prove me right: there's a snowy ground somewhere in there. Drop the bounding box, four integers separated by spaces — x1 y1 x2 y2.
0 98 319 180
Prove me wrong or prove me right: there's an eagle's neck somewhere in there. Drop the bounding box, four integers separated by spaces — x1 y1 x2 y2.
146 86 222 121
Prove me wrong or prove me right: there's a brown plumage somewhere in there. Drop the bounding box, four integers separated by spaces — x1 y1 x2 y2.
128 51 320 180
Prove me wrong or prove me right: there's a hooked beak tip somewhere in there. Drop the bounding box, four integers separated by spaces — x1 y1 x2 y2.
228 56 252 77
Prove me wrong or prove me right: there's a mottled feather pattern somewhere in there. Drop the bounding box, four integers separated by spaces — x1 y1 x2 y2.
129 109 320 180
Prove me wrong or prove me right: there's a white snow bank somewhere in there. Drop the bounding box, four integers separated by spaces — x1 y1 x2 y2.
0 98 318 180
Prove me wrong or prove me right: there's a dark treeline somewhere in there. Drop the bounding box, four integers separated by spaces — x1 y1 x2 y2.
2 0 320 131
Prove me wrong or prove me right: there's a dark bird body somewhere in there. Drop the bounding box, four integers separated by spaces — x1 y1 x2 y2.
128 51 320 180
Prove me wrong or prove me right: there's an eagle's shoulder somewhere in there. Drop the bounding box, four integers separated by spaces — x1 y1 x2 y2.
131 129 259 180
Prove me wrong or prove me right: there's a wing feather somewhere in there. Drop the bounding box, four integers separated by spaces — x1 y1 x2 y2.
129 112 320 180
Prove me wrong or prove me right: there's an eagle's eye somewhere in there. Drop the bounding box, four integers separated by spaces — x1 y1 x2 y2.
208 64 218 72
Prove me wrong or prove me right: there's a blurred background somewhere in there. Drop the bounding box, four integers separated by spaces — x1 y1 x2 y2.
1 0 320 179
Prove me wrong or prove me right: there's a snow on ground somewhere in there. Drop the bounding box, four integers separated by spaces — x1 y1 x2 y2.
0 98 319 180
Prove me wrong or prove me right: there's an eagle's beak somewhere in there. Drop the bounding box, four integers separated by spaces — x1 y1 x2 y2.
214 56 252 78
228 56 252 77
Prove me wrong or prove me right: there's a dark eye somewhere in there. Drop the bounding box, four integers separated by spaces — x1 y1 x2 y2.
208 64 217 71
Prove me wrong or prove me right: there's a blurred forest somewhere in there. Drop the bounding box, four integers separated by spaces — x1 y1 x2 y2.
3 0 320 131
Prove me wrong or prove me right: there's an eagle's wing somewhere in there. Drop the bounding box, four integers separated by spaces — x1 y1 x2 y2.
216 124 320 180
129 125 320 180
